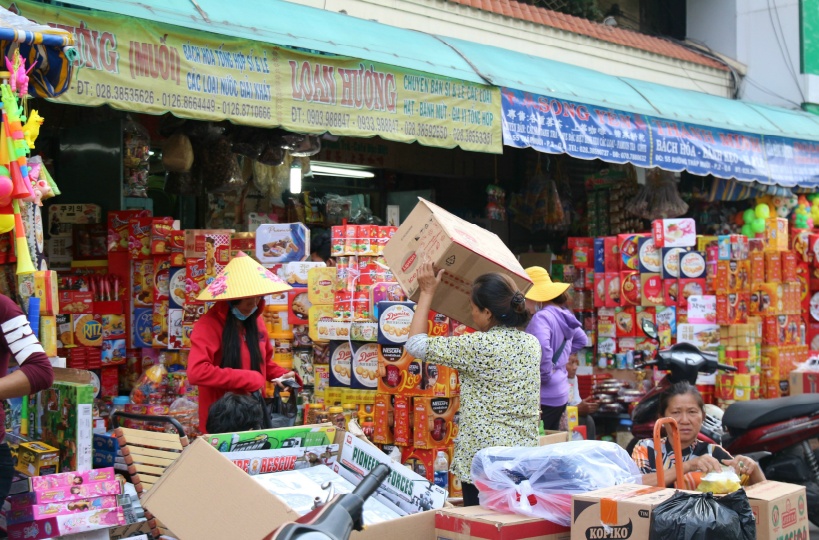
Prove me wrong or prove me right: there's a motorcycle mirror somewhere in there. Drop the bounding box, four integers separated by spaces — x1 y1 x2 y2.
641 318 658 339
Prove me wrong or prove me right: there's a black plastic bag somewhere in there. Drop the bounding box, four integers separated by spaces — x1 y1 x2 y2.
649 490 755 540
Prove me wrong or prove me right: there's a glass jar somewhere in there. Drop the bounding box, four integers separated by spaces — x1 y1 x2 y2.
342 403 357 426
328 406 346 430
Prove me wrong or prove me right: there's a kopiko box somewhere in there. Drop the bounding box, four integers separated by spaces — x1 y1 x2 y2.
377 345 423 395
436 506 570 540
329 341 353 388
383 198 531 328
377 302 416 345
571 484 676 540
652 218 696 248
413 396 459 449
350 342 379 390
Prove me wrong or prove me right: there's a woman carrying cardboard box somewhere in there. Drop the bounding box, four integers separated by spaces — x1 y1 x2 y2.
405 261 541 507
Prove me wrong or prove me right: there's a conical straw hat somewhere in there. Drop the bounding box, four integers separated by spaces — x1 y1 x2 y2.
197 251 292 302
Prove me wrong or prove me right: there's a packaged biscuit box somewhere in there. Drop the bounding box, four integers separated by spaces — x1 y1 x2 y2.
377 301 415 345
256 223 310 265
308 267 337 305
128 216 153 260
350 342 379 391
151 217 175 254
329 341 352 389
73 314 102 347
107 209 149 252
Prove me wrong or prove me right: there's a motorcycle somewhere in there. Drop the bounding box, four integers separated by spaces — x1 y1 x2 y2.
629 319 819 525
264 463 392 540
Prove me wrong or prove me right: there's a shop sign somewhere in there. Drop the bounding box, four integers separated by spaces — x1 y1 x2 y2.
9 0 501 154
802 0 819 75
502 87 819 187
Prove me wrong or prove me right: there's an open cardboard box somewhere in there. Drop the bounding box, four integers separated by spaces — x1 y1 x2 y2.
436 506 570 540
142 438 436 540
539 431 570 446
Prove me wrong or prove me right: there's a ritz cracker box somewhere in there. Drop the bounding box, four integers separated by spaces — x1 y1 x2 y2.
383 198 531 328
142 437 439 540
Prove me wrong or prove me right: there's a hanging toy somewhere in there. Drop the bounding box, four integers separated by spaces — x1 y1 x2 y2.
22 110 43 150
5 51 36 97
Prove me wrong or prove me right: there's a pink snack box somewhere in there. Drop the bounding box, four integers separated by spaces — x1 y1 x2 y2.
10 480 121 507
7 506 125 540
6 496 119 525
29 467 116 492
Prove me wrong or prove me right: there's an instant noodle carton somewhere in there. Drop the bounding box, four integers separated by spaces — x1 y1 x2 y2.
377 345 423 396
412 396 459 449
383 198 530 328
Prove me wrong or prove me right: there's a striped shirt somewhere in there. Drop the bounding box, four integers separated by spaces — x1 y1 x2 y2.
632 437 732 489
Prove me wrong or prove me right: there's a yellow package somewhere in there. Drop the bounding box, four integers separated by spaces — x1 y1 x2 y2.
56 314 73 348
33 271 59 316
308 267 337 305
309 304 335 343
73 314 103 347
39 316 57 357
566 405 579 432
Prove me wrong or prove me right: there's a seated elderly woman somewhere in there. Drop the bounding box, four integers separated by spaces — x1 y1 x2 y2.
631 382 765 489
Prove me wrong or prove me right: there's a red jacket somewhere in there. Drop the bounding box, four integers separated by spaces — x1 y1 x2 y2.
187 301 291 431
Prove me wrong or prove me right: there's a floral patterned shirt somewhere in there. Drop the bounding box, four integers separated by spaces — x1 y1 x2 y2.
406 326 541 483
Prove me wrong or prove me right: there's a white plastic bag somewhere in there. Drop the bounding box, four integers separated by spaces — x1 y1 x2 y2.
696 467 742 494
471 441 641 526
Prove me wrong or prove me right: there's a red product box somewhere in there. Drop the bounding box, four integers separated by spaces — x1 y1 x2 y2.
100 366 119 397
663 279 679 307
782 251 798 282
716 293 749 325
603 236 619 272
792 229 810 262
150 217 175 255
128 217 153 260
569 237 593 268
132 259 154 308
604 273 621 307
153 256 171 303
750 252 766 285
184 258 207 306
450 320 475 337
614 307 636 337
288 288 310 326
372 393 394 445
765 251 782 282
640 274 663 306
593 273 606 308
797 263 810 312
392 395 412 446
619 270 641 306
57 291 93 314
108 210 149 253
401 446 452 483
618 234 644 271
428 311 450 337
169 230 186 267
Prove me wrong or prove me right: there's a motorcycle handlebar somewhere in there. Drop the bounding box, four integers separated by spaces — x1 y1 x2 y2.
352 464 391 501
717 363 738 372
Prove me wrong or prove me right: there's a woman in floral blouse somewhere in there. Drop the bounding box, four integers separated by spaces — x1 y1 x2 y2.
406 261 542 506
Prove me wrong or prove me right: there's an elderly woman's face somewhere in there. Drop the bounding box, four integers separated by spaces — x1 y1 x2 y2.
470 301 493 332
663 393 703 445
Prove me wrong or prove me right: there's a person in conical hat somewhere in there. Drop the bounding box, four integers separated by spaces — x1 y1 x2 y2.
523 266 588 431
187 252 299 432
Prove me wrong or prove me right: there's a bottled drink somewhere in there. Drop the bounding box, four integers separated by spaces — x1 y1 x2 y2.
434 451 449 492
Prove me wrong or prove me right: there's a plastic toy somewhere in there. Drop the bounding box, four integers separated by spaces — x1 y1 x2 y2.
22 110 43 149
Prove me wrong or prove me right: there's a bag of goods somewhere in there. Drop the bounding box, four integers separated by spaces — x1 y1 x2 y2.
471 440 641 526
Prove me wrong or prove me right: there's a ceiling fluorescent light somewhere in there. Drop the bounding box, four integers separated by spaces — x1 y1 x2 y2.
311 165 375 179
289 162 302 193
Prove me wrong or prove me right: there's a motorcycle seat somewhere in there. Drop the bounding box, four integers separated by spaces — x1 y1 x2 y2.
722 394 819 431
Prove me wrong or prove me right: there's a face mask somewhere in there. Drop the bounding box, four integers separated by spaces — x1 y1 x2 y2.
231 305 257 321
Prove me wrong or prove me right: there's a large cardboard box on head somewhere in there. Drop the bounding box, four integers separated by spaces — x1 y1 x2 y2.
745 481 808 540
142 437 436 540
383 198 531 327
435 506 570 540
571 484 677 540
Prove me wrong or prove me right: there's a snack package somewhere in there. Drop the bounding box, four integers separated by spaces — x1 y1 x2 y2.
696 467 743 494
130 363 169 404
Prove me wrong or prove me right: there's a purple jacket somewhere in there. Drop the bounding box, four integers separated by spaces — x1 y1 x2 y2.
526 305 589 407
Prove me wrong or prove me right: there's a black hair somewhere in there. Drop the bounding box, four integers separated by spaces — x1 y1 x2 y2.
206 392 265 434
471 273 531 328
549 292 569 306
658 382 705 419
311 229 332 262
221 303 263 373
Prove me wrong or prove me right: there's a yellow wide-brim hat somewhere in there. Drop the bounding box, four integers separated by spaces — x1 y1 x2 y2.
524 266 570 303
197 252 292 302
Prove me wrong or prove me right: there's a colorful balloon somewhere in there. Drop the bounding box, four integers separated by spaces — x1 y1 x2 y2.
742 224 753 238
743 209 756 224
755 204 771 219
752 218 766 233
